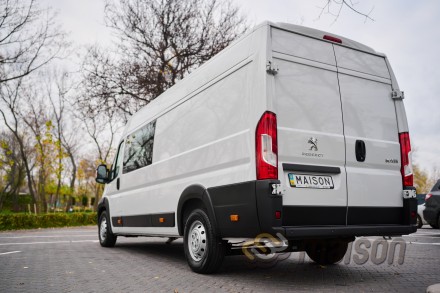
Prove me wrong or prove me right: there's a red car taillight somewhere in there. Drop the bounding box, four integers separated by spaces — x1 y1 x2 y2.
425 193 432 201
256 111 278 180
399 132 413 187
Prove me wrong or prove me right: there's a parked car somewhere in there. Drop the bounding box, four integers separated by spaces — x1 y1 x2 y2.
417 203 428 228
95 21 417 274
423 179 440 229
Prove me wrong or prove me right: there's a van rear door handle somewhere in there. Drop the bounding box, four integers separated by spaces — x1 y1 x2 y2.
355 140 366 162
117 178 120 190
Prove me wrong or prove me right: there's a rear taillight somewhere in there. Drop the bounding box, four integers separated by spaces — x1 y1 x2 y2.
426 193 432 201
256 111 278 180
399 132 413 187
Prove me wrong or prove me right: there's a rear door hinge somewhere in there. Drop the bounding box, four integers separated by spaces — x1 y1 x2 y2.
266 61 279 75
391 90 405 100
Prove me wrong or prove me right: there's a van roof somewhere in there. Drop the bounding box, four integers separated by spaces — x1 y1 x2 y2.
266 21 381 55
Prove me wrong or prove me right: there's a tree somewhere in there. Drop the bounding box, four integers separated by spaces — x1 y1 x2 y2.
317 0 374 23
78 0 247 120
46 71 76 211
0 0 66 83
0 132 27 211
76 110 119 210
414 164 430 194
0 1 66 212
0 80 42 210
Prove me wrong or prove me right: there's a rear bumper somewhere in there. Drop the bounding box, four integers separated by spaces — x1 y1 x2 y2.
275 224 417 240
207 180 418 239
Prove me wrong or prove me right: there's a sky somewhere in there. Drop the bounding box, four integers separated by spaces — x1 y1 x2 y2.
41 0 440 173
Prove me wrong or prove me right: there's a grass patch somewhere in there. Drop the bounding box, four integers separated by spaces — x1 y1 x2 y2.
0 212 97 231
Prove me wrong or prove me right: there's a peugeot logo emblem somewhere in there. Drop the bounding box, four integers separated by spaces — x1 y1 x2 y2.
308 137 318 151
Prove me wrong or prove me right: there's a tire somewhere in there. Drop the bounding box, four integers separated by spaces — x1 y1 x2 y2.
98 211 117 247
306 240 348 265
183 209 225 274
417 215 423 229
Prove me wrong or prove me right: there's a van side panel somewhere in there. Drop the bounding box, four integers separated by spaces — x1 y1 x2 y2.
117 63 254 235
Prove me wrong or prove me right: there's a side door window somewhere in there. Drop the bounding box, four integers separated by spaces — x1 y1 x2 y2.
109 141 124 181
123 120 156 174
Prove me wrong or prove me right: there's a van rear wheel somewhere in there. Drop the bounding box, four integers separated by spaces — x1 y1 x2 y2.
183 209 225 274
306 240 348 265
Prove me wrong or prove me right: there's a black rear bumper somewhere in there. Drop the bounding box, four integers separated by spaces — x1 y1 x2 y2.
207 180 418 239
275 224 417 240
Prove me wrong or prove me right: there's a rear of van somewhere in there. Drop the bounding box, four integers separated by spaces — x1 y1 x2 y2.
95 22 417 273
260 23 417 239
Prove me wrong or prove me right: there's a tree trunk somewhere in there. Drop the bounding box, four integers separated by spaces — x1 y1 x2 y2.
16 135 40 212
93 184 103 212
65 147 76 212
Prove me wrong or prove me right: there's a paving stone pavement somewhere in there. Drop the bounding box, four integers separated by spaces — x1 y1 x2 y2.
0 226 439 292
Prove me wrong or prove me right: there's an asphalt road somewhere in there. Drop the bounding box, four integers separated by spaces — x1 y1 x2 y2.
0 226 439 292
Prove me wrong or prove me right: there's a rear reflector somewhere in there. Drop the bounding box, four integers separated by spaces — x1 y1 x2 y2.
275 211 281 219
256 111 278 180
230 215 239 222
323 35 342 44
399 132 413 187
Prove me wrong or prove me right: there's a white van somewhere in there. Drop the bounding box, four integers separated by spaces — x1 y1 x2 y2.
95 21 417 273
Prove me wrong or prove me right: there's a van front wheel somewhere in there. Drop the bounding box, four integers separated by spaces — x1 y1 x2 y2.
98 211 117 247
306 240 348 265
183 209 225 274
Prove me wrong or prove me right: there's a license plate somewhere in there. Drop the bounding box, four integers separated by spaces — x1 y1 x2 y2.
288 173 334 189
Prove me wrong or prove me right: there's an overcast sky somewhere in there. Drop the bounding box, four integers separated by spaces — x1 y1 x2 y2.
41 0 440 173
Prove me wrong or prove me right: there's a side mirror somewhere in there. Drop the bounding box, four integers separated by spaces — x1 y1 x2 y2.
96 164 109 184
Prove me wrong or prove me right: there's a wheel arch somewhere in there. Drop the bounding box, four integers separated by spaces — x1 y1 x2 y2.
177 184 218 236
97 196 115 234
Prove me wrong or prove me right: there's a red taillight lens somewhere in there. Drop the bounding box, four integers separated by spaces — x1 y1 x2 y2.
256 111 278 180
425 193 432 201
399 132 413 187
323 35 342 44
275 211 281 219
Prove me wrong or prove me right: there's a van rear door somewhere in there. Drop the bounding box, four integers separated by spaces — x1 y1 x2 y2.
271 29 348 226
334 46 403 225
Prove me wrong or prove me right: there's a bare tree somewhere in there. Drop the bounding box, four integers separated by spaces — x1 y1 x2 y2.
317 0 374 23
75 110 120 210
0 131 27 211
46 71 76 211
20 88 54 212
78 0 247 120
62 130 79 212
0 80 41 210
0 0 66 83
